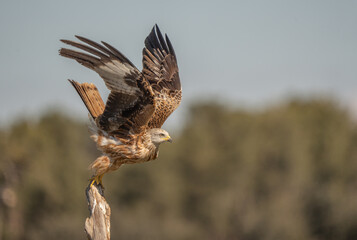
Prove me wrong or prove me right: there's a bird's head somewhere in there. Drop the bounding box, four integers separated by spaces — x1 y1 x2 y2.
149 128 172 146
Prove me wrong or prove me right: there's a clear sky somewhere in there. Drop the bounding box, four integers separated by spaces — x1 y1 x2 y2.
0 0 356 128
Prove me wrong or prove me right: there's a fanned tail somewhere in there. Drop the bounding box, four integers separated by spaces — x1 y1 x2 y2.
68 80 105 118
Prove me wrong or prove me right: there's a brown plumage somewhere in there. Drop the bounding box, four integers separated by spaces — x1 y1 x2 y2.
60 25 181 186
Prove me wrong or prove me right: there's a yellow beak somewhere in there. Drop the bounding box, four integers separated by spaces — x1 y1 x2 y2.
163 136 173 143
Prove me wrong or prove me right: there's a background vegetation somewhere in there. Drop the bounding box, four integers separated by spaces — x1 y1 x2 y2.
1 98 357 240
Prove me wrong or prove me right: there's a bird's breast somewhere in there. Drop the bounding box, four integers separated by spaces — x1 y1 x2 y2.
96 134 158 164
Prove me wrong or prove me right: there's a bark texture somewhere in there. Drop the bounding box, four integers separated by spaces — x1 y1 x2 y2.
85 184 111 240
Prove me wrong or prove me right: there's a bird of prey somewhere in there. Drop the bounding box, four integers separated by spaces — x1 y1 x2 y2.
59 25 181 186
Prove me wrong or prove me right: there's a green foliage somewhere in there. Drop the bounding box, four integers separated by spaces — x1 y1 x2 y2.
1 99 357 240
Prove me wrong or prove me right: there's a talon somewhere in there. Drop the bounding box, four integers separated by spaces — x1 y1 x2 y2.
89 175 104 187
89 177 96 187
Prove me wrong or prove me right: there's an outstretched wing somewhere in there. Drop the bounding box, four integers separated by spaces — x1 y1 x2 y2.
60 36 155 135
142 25 182 128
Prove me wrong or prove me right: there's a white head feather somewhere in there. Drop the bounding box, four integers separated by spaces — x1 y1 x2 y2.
148 128 172 146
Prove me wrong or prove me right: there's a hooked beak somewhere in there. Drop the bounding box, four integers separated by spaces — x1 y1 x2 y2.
164 136 173 143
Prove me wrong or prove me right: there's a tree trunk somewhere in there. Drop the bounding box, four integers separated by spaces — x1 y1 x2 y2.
85 184 111 240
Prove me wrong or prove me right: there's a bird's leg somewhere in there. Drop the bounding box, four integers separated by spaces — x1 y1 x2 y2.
98 174 104 185
89 174 104 187
89 176 97 187
88 156 110 188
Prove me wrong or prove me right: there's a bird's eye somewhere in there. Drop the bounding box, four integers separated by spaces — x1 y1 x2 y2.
159 133 165 137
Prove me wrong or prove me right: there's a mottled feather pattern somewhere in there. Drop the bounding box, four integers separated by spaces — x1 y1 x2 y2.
60 36 141 95
60 25 181 180
143 25 182 128
148 89 181 128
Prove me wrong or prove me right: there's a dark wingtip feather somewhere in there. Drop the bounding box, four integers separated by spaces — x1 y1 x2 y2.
58 47 66 56
146 25 161 51
165 34 176 58
74 35 90 44
59 39 69 55
75 35 85 41
101 41 136 68
155 25 169 53
145 24 175 56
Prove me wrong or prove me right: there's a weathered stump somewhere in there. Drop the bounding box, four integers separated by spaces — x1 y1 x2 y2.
85 184 111 240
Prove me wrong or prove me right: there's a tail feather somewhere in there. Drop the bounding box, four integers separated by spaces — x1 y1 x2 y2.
69 80 105 118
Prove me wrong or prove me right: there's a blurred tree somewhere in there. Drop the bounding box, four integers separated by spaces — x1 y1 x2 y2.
0 98 357 240
0 112 95 239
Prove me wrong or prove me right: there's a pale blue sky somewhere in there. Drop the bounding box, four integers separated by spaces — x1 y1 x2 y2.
0 0 356 128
